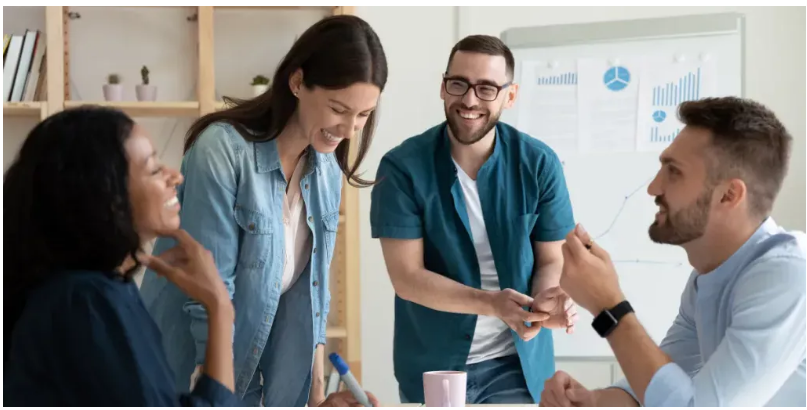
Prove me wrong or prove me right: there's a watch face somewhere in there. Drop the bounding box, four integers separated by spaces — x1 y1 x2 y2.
592 310 618 337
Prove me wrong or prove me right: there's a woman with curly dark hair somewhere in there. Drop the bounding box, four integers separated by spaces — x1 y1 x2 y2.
3 106 239 406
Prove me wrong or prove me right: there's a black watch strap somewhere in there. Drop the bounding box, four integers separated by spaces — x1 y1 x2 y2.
592 300 633 338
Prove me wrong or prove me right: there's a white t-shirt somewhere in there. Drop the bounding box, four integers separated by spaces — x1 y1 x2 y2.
453 159 517 364
280 153 312 294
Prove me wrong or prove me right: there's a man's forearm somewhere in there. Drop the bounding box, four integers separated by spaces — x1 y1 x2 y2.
532 260 563 297
393 267 495 316
606 313 672 405
593 388 640 407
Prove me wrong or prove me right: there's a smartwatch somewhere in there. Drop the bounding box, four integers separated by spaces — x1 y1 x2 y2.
592 300 633 337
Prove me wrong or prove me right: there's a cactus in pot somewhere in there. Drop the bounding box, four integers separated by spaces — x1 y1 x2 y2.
251 75 270 97
136 65 157 101
103 74 123 102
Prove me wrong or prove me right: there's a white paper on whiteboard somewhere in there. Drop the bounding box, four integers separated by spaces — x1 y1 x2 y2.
515 60 579 160
577 57 641 154
636 55 718 152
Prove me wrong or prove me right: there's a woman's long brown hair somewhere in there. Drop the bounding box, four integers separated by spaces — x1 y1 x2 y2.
184 15 387 188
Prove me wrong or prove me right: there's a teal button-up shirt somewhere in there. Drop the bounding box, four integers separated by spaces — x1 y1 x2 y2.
370 121 575 403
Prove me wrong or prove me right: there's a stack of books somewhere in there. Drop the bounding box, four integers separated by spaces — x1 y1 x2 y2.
4 29 47 103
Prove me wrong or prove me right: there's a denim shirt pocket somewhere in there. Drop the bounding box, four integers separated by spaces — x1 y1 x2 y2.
233 204 274 270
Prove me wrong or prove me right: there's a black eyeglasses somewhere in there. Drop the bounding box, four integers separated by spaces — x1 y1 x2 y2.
443 76 511 102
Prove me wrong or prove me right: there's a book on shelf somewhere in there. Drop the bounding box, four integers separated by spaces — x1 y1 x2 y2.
3 29 47 103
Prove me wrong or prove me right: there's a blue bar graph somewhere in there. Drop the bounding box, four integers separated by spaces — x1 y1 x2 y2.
650 127 680 143
536 72 577 86
652 68 701 107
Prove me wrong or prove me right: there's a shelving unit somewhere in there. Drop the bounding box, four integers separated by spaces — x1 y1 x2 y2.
2 102 47 118
4 6 362 382
63 101 200 117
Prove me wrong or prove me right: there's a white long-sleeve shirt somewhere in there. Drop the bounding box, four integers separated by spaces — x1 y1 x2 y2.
613 217 806 407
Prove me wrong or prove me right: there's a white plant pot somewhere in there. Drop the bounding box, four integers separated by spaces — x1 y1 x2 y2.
252 84 269 97
103 84 123 102
136 84 157 102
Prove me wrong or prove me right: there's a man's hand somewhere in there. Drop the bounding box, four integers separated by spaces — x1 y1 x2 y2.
540 371 596 407
531 287 578 334
559 225 625 315
489 289 550 341
319 390 380 407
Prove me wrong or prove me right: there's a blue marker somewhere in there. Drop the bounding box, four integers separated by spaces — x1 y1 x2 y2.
329 352 373 407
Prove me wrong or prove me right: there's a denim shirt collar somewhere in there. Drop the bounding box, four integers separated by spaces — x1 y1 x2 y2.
254 138 330 175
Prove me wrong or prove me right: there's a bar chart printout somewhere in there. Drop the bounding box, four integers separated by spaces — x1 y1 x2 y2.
652 68 701 107
516 60 579 158
637 57 717 152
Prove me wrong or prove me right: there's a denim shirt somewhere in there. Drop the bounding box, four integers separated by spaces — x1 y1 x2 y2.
139 122 341 400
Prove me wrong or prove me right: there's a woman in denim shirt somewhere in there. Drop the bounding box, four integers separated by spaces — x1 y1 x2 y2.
139 15 386 407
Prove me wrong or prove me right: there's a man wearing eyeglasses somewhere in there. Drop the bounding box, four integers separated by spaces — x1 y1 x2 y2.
370 35 577 405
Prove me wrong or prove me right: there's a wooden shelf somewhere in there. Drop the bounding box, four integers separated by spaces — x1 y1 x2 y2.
3 102 46 118
326 326 347 339
214 101 229 111
63 101 200 117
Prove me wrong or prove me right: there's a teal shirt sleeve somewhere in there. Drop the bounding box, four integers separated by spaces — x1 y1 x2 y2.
370 155 422 239
174 124 240 366
532 152 575 242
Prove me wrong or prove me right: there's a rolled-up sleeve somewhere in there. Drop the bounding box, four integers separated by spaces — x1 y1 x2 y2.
533 152 575 242
370 155 422 240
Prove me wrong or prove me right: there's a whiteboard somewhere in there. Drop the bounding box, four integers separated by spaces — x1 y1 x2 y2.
500 13 744 357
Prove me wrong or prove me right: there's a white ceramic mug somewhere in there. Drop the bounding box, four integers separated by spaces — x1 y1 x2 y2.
423 370 467 407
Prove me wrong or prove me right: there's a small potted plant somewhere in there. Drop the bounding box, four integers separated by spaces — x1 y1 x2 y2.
251 75 270 97
136 65 157 101
103 74 123 101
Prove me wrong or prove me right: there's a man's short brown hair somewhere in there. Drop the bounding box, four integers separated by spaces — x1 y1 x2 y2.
678 96 792 217
446 35 515 81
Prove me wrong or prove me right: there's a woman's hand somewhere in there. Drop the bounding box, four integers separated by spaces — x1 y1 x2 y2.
140 229 230 311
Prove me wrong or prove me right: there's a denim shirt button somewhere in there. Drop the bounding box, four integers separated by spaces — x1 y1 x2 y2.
315 312 320 317
304 184 309 190
308 216 313 223
248 223 255 231
313 248 317 254
312 280 319 287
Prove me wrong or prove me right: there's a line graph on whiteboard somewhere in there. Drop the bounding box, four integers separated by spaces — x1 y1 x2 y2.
588 175 684 268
